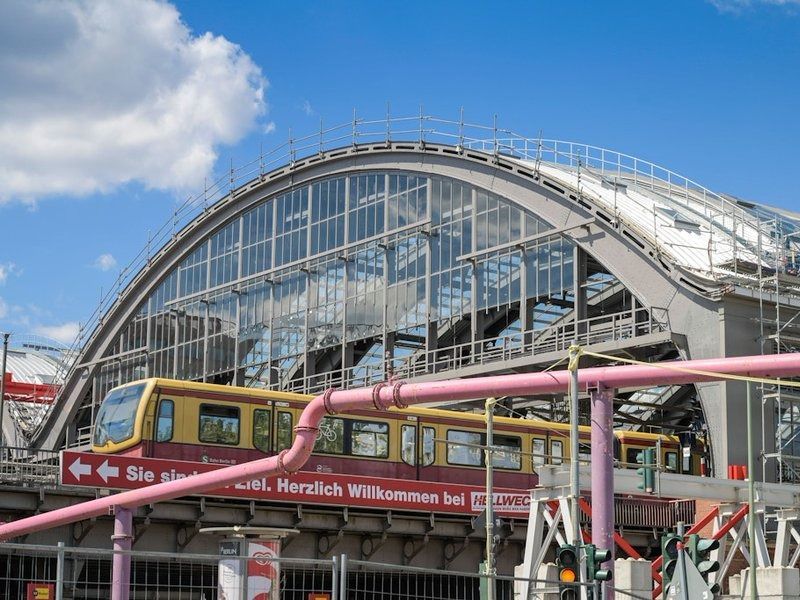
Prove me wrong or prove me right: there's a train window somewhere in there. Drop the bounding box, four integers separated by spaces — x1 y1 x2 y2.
352 421 389 458
666 451 679 472
276 411 293 451
422 427 435 466
155 399 174 442
199 404 240 445
579 442 591 464
626 448 642 466
492 435 521 470
315 417 345 454
253 409 271 453
532 438 546 467
401 425 416 466
551 440 563 465
446 430 483 466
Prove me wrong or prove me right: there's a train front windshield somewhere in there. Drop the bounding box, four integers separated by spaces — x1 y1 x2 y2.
93 383 147 446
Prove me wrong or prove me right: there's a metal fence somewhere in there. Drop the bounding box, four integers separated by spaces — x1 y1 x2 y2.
0 447 59 487
0 542 621 600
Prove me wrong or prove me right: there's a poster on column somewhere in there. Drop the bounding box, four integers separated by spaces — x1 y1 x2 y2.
246 539 280 600
218 540 244 600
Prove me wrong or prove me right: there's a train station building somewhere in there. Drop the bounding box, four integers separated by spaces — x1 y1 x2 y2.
2 117 800 587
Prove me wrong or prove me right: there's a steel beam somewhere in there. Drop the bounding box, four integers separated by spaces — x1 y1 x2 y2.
535 465 800 507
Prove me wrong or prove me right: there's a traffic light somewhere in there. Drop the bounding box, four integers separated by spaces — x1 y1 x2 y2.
687 534 721 594
660 532 681 590
585 544 613 583
636 448 655 493
556 544 579 599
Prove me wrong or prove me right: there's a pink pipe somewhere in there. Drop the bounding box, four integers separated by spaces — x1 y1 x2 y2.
111 507 132 600
1 352 799 541
591 387 615 599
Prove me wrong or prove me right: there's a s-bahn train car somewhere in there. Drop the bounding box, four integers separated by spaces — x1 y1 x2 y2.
91 378 704 489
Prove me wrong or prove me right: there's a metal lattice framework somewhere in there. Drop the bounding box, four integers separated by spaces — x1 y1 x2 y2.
15 115 800 480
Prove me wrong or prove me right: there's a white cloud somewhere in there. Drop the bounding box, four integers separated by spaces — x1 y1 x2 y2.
0 0 267 202
301 100 316 116
93 253 118 272
710 0 800 12
0 263 20 285
263 121 277 134
0 297 7 319
33 321 81 344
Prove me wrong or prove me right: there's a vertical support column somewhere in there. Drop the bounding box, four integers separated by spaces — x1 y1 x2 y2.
591 386 615 599
572 246 587 341
111 506 133 600
55 541 65 600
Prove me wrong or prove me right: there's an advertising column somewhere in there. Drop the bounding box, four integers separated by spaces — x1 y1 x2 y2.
202 526 298 600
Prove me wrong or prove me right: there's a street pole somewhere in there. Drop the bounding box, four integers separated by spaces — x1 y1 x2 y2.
747 383 757 600
568 344 581 545
485 396 498 600
0 332 9 449
676 521 688 600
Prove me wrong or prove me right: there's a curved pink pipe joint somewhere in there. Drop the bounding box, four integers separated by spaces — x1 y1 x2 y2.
0 352 799 541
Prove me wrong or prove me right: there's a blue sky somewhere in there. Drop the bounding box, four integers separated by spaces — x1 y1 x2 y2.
0 0 798 344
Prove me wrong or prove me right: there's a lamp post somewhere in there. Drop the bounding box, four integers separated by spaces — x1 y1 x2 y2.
485 396 498 600
0 332 9 449
568 344 581 545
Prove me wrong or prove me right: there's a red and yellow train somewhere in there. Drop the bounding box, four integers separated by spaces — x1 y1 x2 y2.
91 378 703 491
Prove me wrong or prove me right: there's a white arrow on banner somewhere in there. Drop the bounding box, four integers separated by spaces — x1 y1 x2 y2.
97 459 119 483
68 458 92 481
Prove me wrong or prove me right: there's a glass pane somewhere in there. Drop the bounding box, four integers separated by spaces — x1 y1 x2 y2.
315 417 345 454
423 427 435 466
253 409 271 453
199 404 240 445
532 438 546 467
352 421 388 458
551 440 563 465
492 434 521 469
447 430 483 466
94 383 147 446
155 399 174 443
666 452 678 472
277 412 293 450
401 425 416 466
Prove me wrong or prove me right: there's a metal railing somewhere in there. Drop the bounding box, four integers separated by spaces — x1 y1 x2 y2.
278 305 667 395
0 447 59 487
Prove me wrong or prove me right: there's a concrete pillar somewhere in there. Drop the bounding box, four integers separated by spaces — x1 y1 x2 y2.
515 562 560 600
737 566 800 600
614 558 652 597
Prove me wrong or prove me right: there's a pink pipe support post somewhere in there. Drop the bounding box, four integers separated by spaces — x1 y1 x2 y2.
111 507 132 600
2 352 800 598
591 387 615 599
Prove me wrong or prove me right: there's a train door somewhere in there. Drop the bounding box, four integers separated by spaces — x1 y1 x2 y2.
663 448 680 474
399 417 418 480
252 403 271 458
399 417 435 481
272 402 294 454
151 393 176 459
550 437 565 466
141 392 158 458
531 435 546 473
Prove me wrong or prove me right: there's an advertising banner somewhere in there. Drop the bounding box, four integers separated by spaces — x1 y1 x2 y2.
60 451 530 517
